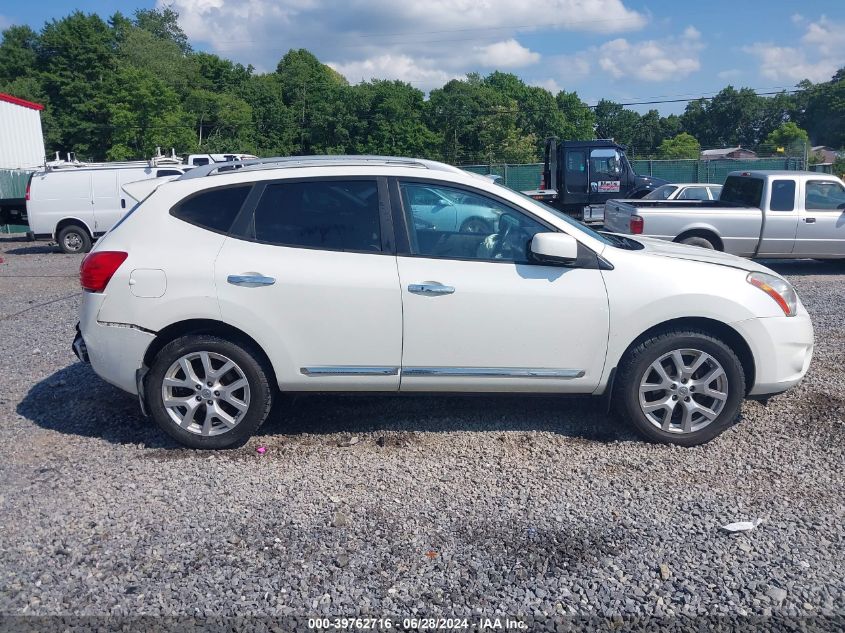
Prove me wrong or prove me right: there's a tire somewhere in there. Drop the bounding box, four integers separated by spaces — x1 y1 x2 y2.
679 235 716 250
145 335 273 449
57 224 92 254
615 329 745 446
460 217 492 234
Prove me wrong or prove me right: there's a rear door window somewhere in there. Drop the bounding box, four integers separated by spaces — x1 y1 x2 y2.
769 180 796 211
251 180 382 252
171 185 252 233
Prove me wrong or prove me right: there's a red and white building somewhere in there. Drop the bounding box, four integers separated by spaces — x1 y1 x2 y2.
0 93 46 170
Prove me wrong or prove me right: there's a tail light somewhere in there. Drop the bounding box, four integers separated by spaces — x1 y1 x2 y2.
539 174 546 189
80 251 128 292
630 215 644 234
25 177 31 201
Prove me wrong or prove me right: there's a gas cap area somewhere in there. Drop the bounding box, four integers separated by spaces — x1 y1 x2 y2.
129 269 166 298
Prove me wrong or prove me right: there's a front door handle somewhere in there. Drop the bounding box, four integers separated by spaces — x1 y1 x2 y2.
804 217 816 224
408 283 455 295
227 274 276 287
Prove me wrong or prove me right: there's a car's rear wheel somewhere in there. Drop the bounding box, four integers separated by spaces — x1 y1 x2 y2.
616 329 745 446
57 224 92 254
146 335 273 449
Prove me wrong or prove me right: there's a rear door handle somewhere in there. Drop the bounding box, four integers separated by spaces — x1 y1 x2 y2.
804 217 816 224
227 274 276 287
408 283 455 295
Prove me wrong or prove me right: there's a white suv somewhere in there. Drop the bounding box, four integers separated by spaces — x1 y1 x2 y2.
73 156 814 449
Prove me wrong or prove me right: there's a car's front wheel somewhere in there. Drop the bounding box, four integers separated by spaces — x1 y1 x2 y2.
616 329 746 446
146 335 273 449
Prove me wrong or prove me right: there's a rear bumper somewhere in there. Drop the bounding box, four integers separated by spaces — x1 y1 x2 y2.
76 293 155 395
732 311 814 396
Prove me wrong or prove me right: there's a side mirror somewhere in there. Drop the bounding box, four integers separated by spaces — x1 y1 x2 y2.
530 232 579 265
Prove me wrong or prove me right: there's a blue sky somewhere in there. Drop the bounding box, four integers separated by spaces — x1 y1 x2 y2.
2 0 844 114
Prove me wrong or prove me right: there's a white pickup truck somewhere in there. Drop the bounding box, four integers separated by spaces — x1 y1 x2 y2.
604 170 845 259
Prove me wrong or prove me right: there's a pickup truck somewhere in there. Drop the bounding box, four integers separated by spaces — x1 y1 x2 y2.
603 170 845 259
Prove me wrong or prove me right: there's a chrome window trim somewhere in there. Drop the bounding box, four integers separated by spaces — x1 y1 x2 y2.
402 367 585 379
301 366 399 376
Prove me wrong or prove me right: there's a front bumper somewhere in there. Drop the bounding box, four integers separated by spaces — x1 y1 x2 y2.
732 311 814 397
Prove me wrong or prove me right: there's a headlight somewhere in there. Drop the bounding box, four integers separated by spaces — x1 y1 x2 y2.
747 272 798 317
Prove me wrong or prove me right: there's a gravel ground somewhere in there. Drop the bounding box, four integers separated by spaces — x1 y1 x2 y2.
1 234 844 628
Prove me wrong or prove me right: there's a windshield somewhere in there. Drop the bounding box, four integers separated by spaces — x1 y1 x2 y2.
644 184 678 200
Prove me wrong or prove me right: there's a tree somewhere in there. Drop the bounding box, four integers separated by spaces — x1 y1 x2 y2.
630 109 663 157
133 7 191 53
36 12 118 158
276 49 350 153
428 73 538 163
118 25 195 94
555 90 595 140
658 133 701 159
762 122 809 156
241 74 296 157
483 72 565 155
0 25 39 85
100 65 195 160
799 69 845 149
593 100 640 147
348 80 439 157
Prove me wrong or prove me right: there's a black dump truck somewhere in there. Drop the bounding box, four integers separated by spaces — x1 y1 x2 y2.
522 138 667 223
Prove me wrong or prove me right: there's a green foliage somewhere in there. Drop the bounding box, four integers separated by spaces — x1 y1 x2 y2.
798 71 845 149
555 91 595 140
0 25 39 84
101 65 195 160
1 7 842 166
658 133 701 159
763 122 809 156
133 7 191 53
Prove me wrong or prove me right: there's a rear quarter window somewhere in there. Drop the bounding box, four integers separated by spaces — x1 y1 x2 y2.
170 185 251 234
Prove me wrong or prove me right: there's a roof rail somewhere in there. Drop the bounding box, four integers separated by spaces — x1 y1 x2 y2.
178 155 463 180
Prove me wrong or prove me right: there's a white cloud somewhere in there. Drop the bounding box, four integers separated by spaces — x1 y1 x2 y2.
743 44 839 83
524 27 702 96
473 39 540 69
596 26 704 81
802 15 845 57
327 54 456 90
745 15 845 83
0 14 11 30
717 69 742 80
161 0 646 88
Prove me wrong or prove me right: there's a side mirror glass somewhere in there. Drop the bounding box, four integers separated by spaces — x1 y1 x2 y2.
530 232 579 264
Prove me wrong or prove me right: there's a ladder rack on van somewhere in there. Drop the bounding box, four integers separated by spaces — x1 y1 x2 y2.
43 148 186 171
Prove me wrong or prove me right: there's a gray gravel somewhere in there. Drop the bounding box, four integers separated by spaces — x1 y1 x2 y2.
1 234 844 625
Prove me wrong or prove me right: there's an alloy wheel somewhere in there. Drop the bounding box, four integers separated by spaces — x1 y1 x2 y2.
638 348 728 434
161 351 251 436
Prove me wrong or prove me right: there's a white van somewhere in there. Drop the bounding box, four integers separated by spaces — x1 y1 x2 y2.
26 165 188 253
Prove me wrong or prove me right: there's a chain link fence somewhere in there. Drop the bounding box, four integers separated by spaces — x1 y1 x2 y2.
462 157 806 192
